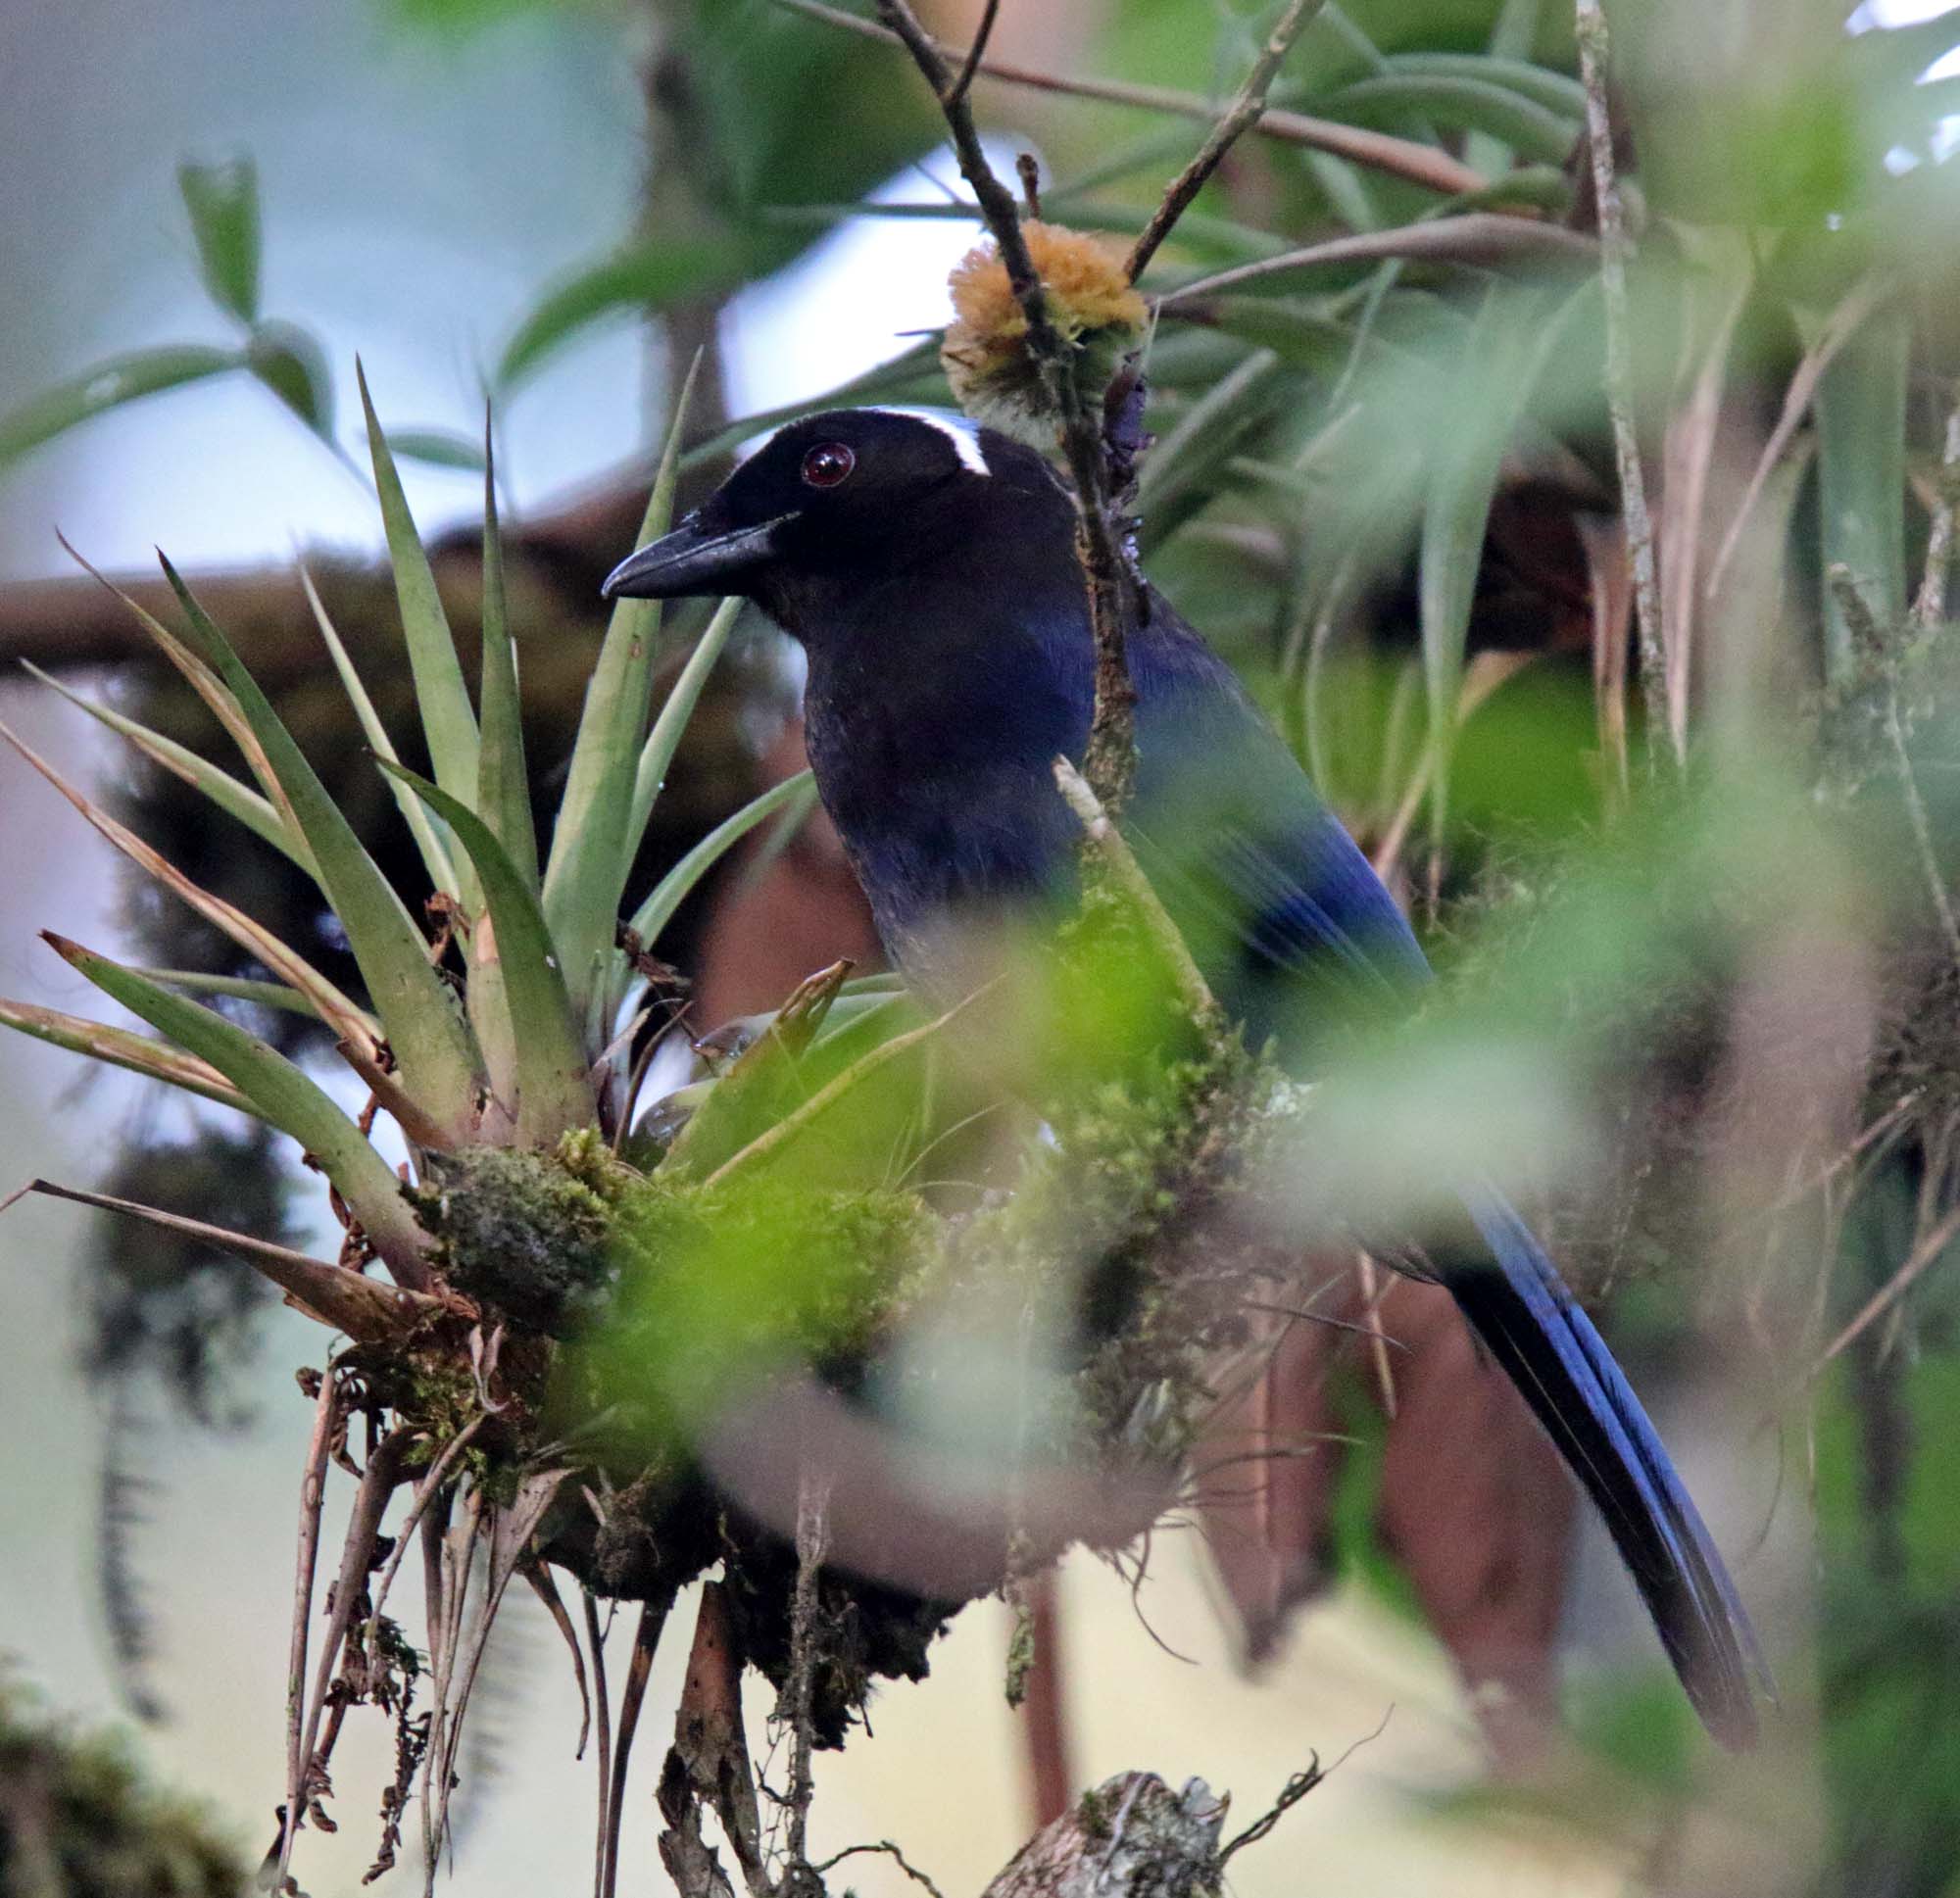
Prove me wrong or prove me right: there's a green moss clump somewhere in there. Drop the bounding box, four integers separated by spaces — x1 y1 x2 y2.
414 1140 627 1338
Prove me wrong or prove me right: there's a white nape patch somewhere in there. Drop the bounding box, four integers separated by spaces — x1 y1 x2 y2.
867 406 992 477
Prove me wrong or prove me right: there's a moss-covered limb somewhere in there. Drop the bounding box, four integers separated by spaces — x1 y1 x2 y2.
981 1773 1228 1898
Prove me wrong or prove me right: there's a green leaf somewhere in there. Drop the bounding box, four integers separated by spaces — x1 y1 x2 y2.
1384 51 1583 123
130 969 326 1018
626 594 744 877
298 561 462 901
625 770 817 950
474 416 536 889
1318 73 1578 167
177 156 261 323
357 359 481 804
679 338 945 471
43 933 430 1279
1418 285 1560 820
542 352 704 1023
159 555 485 1138
0 994 254 1113
385 427 490 472
21 660 312 872
247 321 333 435
377 761 595 1147
0 346 243 466
497 237 753 389
1817 299 1910 685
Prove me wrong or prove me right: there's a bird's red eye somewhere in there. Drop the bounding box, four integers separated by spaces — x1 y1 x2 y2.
801 442 856 489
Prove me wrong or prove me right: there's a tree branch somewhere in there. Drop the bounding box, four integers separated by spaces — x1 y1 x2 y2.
772 0 1485 198
1126 0 1326 284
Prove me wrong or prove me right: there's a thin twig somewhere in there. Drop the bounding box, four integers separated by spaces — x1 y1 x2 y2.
274 1369 341 1885
1815 1200 1960 1372
1126 0 1326 283
869 0 1141 805
1218 1710 1391 1868
944 0 999 109
770 0 1485 196
363 1418 486 1670
583 1590 614 1898
1156 214 1595 309
813 1840 948 1898
1575 0 1671 768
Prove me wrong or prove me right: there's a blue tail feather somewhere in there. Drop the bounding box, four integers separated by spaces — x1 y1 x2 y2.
1446 1192 1772 1750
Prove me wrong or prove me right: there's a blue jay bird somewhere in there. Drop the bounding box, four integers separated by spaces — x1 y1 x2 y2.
604 405 1772 1748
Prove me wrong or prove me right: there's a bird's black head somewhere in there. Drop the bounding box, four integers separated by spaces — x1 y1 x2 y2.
601 407 1066 635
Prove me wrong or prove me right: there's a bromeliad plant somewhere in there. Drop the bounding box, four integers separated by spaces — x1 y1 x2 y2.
0 366 857 1887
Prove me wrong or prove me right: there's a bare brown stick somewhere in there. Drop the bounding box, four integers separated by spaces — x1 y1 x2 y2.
1575 0 1670 768
582 1589 615 1898
945 0 999 110
814 1841 948 1898
870 0 1140 805
771 0 1485 197
1816 1200 1960 1372
1157 214 1595 308
275 1369 341 1884
1126 0 1325 283
783 1461 834 1878
521 1562 594 1760
362 1418 486 1670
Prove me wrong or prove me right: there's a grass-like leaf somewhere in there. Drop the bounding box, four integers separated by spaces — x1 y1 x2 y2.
131 969 328 1018
386 427 490 472
160 555 485 1138
43 934 431 1282
625 594 744 877
0 996 253 1113
541 351 704 1022
1318 73 1578 166
248 321 334 438
0 347 244 467
377 762 595 1147
357 359 481 803
21 662 311 872
298 561 463 901
623 770 818 952
0 716 379 1052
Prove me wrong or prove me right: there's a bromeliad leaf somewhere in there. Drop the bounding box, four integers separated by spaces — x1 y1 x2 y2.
20 662 312 873
386 427 491 472
0 996 253 1113
299 562 463 902
542 352 704 1022
0 717 379 1053
377 762 595 1147
177 156 262 323
624 770 818 954
158 555 486 1139
42 934 432 1283
358 360 481 804
475 419 537 888
626 594 744 879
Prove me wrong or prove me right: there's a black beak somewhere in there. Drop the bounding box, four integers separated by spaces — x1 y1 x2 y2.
600 511 796 601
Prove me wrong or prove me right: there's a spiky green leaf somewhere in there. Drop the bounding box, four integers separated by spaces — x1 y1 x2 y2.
623 770 817 952
0 347 243 467
625 594 744 875
42 935 430 1279
0 996 254 1112
176 156 261 323
159 555 484 1137
357 359 481 803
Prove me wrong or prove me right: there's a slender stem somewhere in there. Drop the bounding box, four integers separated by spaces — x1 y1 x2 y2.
783 1463 833 1876
771 0 1484 197
275 1370 340 1884
945 0 999 109
1912 390 1960 633
1575 0 1671 768
870 0 1140 807
1126 0 1326 283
